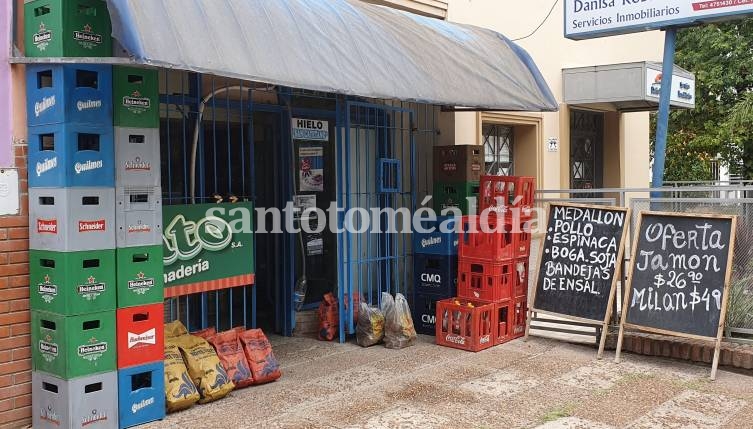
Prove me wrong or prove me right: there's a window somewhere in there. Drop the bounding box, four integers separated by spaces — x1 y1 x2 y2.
483 124 514 176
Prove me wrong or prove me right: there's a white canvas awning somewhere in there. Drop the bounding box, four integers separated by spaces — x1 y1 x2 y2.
105 0 558 111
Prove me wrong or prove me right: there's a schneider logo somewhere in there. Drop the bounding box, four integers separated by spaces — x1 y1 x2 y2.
37 219 58 234
128 223 152 233
36 157 58 177
74 160 103 174
124 157 151 172
77 99 102 111
132 397 155 414
79 220 106 232
34 96 56 118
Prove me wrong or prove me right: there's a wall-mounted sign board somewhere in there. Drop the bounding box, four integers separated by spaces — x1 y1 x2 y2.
565 0 753 40
526 203 630 358
615 211 737 380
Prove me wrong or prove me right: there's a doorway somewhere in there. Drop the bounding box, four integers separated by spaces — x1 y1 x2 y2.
570 110 604 190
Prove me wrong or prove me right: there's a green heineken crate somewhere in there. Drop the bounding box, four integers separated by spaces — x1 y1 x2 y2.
25 0 112 58
32 310 116 379
30 249 116 316
433 181 479 215
113 66 160 128
116 245 164 308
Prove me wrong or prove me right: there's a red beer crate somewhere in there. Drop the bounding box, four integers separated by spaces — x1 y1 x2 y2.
513 257 530 299
458 214 515 262
457 258 513 302
478 176 535 216
435 297 496 352
116 302 164 368
512 298 528 340
494 299 513 345
514 221 532 258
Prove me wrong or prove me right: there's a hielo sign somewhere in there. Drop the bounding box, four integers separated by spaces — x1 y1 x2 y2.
565 0 753 40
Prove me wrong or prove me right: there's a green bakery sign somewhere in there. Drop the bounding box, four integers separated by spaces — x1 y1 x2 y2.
162 203 254 292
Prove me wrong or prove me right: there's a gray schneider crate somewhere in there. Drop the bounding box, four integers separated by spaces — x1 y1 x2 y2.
116 186 163 248
30 187 116 251
32 370 119 429
115 127 161 187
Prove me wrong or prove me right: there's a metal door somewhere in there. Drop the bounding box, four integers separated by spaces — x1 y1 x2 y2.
570 110 604 190
337 101 416 342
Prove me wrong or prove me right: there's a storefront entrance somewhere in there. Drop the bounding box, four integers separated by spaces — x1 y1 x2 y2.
570 110 604 190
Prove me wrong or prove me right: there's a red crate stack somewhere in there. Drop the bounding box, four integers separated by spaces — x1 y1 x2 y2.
436 175 535 351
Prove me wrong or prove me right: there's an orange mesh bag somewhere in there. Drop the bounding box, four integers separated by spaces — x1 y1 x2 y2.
207 329 254 389
238 329 282 385
318 293 338 341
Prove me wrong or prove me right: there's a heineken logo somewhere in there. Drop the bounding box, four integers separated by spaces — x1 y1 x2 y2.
128 272 155 295
127 328 156 349
78 337 108 361
79 220 106 232
33 22 52 51
73 24 102 49
124 156 151 172
38 275 58 303
123 91 152 113
36 157 58 177
34 96 56 118
39 340 59 358
77 276 105 301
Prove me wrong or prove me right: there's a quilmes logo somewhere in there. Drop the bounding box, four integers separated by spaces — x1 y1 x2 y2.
39 335 58 362
420 236 441 249
123 90 151 113
38 274 58 304
77 99 103 112
128 328 156 349
132 397 155 414
81 409 108 426
77 276 105 301
34 95 56 118
73 24 103 49
163 213 233 265
78 337 108 362
33 22 52 51
36 157 58 177
79 219 106 232
124 156 151 172
37 219 58 234
74 160 103 174
128 271 155 295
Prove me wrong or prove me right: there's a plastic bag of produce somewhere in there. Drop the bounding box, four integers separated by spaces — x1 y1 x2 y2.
164 320 188 338
207 329 254 389
356 302 384 347
238 329 282 385
191 327 216 340
175 334 234 403
164 340 200 412
381 292 417 349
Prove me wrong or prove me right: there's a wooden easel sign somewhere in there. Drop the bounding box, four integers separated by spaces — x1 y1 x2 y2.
525 203 630 358
615 211 737 380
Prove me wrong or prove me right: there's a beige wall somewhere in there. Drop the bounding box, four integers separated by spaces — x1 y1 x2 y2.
446 0 664 190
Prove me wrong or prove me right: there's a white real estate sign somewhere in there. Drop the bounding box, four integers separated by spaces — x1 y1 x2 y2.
645 67 696 107
565 0 753 40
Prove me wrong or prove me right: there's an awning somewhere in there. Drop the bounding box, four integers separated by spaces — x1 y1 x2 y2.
105 0 557 112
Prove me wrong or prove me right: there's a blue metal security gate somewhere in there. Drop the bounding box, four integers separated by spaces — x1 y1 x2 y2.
337 101 417 342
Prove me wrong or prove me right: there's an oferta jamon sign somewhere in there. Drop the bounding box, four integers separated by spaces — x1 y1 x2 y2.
162 203 254 297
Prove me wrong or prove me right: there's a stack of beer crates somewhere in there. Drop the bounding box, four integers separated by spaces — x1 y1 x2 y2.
435 175 536 352
113 65 166 429
411 216 458 335
432 145 484 215
26 1 120 427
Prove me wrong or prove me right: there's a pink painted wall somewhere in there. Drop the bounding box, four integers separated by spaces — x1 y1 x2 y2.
0 1 12 167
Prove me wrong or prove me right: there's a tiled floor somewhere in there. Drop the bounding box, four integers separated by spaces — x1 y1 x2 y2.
144 334 753 429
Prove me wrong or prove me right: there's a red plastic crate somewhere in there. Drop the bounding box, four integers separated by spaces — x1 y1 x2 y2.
457 258 513 302
514 222 532 258
494 299 513 345
478 176 536 216
116 302 164 368
512 298 528 339
435 298 496 352
513 258 530 299
458 214 515 262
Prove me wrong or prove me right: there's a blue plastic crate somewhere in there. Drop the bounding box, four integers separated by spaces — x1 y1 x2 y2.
412 216 459 255
411 293 452 336
29 122 114 187
117 361 165 428
413 254 457 297
26 64 113 127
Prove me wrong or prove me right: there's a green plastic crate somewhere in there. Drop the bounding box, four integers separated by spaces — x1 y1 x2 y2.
25 0 112 58
433 181 479 215
113 66 160 128
32 310 116 379
30 249 116 316
116 245 164 308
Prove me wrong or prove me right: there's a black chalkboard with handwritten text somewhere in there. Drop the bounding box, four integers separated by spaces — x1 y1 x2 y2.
534 204 628 322
625 213 735 338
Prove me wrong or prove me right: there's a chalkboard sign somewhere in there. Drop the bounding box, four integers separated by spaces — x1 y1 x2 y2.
532 203 629 322
622 212 736 338
616 211 737 379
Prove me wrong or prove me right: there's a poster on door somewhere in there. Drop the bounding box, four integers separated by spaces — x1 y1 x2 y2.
299 146 324 192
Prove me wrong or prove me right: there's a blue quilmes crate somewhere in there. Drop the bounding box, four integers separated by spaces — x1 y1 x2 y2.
412 216 459 255
117 361 165 428
29 123 114 188
411 293 449 336
26 64 113 127
413 254 457 297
